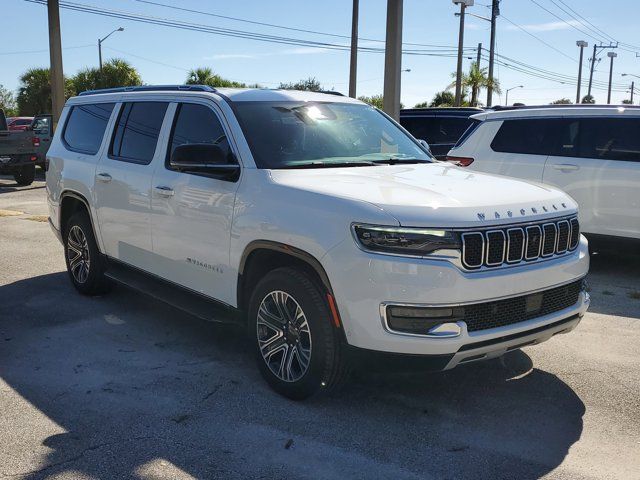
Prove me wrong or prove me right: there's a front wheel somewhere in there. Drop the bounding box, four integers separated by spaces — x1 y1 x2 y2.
249 267 349 400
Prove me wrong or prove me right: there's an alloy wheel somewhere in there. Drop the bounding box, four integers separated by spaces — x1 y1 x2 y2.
257 290 312 382
67 225 91 284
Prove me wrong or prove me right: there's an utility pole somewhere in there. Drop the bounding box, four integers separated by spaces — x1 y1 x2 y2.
486 0 499 107
476 42 482 67
607 51 617 104
382 0 403 120
576 41 588 104
632 81 635 104
47 0 65 128
587 42 618 101
348 0 359 98
453 0 470 107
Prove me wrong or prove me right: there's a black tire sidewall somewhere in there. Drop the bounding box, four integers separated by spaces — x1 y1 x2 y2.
14 164 35 186
249 268 338 400
64 212 107 295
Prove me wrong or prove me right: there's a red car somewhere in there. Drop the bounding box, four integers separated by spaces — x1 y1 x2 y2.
6 117 34 131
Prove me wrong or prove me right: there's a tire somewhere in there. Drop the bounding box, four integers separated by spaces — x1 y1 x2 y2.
249 267 349 400
13 164 35 186
64 211 110 295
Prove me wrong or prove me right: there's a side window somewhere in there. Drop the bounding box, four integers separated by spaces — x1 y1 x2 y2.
553 120 580 158
63 103 115 154
167 103 234 169
578 118 640 162
110 102 169 164
399 117 433 142
490 119 555 155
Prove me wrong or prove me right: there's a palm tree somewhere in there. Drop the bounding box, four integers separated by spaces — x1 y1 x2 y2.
185 67 247 88
449 62 500 107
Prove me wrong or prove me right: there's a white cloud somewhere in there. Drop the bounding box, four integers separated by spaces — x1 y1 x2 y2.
506 20 582 32
204 47 330 60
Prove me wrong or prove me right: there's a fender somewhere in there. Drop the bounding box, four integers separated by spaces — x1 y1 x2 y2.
59 190 102 252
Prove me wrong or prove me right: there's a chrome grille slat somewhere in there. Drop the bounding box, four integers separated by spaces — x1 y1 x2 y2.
461 216 579 270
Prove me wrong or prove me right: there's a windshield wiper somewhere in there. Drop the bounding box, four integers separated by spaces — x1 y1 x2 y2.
370 158 430 165
283 161 380 169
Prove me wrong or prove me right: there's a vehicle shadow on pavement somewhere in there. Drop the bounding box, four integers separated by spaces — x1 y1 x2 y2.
586 246 640 318
0 272 585 479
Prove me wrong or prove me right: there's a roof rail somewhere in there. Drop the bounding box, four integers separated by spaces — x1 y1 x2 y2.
78 85 217 96
491 104 640 111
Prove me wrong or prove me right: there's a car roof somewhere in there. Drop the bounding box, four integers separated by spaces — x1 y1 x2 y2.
400 107 483 116
69 85 363 105
471 105 640 121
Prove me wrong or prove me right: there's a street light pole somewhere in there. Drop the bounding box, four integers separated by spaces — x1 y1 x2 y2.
607 51 617 104
576 40 588 104
348 0 359 98
487 0 499 107
453 0 469 107
98 27 124 73
505 85 523 106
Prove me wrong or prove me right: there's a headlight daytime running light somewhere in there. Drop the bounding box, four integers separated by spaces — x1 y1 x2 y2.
353 225 461 256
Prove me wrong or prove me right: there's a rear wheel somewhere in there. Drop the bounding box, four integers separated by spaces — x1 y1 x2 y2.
13 164 35 186
64 211 110 295
249 267 349 400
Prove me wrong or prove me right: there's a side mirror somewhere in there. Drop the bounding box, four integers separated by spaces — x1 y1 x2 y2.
170 143 239 178
417 139 433 155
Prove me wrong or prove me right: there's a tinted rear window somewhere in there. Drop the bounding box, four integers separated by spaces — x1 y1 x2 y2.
490 118 555 155
63 103 115 154
111 102 169 164
400 116 473 144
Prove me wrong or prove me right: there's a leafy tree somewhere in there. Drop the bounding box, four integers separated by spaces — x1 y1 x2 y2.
0 84 17 116
448 62 499 106
16 67 74 115
581 94 595 104
278 77 322 92
186 67 248 88
429 90 455 107
413 101 429 108
551 98 572 104
622 99 633 105
357 94 404 110
72 58 142 93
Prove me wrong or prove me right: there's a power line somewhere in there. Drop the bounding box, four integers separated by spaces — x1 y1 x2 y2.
528 0 606 44
0 44 93 55
499 13 577 62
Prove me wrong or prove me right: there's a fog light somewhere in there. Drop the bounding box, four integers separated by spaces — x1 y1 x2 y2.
386 305 463 336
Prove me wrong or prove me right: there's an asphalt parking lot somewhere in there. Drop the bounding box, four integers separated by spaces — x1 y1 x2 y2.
0 172 638 480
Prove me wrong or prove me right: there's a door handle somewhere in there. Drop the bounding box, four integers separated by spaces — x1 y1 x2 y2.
96 172 112 182
154 186 175 197
552 163 579 171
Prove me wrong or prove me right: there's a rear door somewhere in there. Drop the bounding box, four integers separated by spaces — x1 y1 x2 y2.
150 100 240 304
94 100 170 270
31 114 53 162
477 118 554 180
543 117 640 239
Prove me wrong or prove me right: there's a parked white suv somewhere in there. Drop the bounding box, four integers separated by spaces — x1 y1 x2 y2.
47 86 590 399
447 105 640 242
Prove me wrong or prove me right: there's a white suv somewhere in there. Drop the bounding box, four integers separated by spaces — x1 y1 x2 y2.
447 106 640 242
46 86 590 399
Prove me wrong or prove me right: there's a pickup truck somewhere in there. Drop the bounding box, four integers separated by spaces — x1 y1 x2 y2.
0 109 52 185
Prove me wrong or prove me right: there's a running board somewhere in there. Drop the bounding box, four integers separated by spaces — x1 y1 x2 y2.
104 259 242 325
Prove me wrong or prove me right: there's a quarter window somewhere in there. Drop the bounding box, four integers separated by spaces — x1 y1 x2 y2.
110 102 169 164
401 117 473 144
167 103 234 168
63 103 115 154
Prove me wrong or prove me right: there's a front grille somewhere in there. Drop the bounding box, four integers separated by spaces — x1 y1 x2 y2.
464 280 583 332
462 216 579 269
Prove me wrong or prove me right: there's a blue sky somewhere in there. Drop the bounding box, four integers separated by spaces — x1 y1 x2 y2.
3 0 640 107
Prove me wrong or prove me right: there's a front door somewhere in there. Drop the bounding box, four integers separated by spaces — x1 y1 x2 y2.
94 101 170 270
150 101 240 305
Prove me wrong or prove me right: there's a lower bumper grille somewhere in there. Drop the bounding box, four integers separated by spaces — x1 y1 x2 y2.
464 280 583 332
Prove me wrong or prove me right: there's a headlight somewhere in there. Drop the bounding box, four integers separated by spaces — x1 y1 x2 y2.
353 225 461 256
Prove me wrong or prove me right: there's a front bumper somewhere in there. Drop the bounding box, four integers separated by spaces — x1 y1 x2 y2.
324 234 590 358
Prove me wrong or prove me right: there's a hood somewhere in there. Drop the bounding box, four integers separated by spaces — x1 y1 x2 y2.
269 163 577 228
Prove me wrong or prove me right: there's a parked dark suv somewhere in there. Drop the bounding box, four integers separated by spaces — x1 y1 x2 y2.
400 107 483 159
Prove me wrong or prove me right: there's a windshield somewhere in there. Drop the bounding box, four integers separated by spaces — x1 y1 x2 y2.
234 101 433 169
